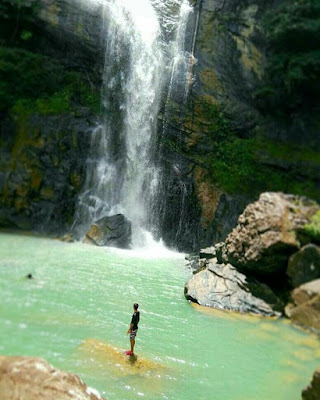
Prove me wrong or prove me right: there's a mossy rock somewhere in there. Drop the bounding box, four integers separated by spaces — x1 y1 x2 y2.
304 211 320 243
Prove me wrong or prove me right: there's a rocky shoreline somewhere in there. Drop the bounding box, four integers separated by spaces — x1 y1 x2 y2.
185 191 320 399
185 192 320 327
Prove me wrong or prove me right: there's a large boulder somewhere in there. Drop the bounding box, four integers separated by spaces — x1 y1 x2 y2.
184 261 281 317
220 193 319 275
286 280 320 332
84 214 132 249
0 356 105 400
287 244 320 288
302 369 320 400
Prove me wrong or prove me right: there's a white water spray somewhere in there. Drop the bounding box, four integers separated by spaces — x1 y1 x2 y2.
74 0 194 248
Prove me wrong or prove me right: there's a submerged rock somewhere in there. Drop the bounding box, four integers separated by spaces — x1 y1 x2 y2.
286 280 320 332
184 261 281 317
84 214 132 249
0 356 105 400
287 244 320 288
221 193 319 275
59 233 76 243
302 369 320 400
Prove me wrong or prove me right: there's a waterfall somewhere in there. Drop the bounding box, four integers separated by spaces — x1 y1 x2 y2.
73 0 194 248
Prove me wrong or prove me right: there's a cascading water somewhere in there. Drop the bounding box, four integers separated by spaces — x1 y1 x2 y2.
73 0 195 247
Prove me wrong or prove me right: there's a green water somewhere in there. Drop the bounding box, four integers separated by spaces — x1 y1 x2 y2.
0 233 319 400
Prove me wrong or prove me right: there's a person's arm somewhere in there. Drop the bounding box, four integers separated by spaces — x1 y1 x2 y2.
127 314 135 334
127 322 133 334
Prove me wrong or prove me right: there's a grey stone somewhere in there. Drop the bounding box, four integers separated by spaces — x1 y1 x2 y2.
185 254 200 270
84 214 132 249
199 246 216 259
184 261 281 317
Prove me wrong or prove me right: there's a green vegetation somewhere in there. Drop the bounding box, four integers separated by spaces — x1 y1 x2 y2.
256 0 320 118
0 47 100 116
207 136 318 197
304 211 320 242
183 102 320 199
0 0 39 46
201 103 230 140
0 1 100 117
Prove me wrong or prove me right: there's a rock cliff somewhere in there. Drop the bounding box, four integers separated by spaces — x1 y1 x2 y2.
0 0 319 251
0 0 102 236
158 0 320 250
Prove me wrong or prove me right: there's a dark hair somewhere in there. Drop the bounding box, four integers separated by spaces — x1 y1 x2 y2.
133 303 139 310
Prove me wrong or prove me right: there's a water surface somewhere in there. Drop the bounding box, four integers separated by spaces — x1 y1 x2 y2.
0 233 319 400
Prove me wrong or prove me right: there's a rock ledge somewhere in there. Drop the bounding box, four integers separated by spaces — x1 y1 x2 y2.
0 356 106 400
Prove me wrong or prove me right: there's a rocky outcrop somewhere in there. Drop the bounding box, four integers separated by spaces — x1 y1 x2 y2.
286 280 320 333
0 356 105 400
287 244 320 288
37 0 104 78
220 193 319 275
0 0 103 237
0 113 99 234
156 0 320 251
302 369 320 400
84 214 132 249
186 192 320 319
184 260 281 317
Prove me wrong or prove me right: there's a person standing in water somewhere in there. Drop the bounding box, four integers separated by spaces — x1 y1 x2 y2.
126 303 140 356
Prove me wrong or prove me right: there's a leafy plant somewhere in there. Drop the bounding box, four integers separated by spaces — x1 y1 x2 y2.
304 210 320 242
0 0 39 45
255 0 320 117
0 47 100 116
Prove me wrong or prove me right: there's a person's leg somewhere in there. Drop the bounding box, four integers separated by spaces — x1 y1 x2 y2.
130 338 135 354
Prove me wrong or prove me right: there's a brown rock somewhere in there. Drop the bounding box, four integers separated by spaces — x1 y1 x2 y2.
287 244 320 288
289 280 320 332
221 192 319 275
0 356 106 400
292 280 320 305
302 369 320 400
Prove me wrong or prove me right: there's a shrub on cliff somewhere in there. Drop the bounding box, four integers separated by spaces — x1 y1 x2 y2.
0 0 39 46
0 47 100 116
304 210 320 243
256 0 320 118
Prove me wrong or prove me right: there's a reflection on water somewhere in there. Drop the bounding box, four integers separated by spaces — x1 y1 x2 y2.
0 233 319 400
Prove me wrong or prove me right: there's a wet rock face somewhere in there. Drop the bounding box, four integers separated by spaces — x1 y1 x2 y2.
0 356 105 400
286 280 320 333
184 260 281 317
84 214 132 249
287 244 320 288
220 193 319 275
194 0 265 126
302 369 320 400
0 114 99 235
37 0 104 78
